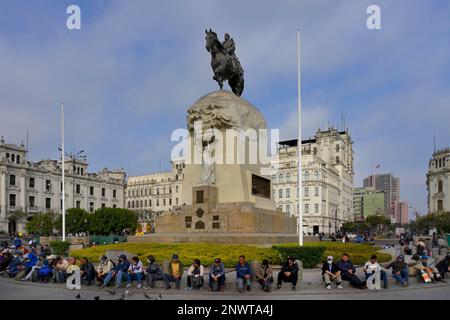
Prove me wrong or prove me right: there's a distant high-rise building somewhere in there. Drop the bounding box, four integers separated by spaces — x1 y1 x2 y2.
426 147 450 213
390 200 409 225
363 173 400 214
353 187 385 220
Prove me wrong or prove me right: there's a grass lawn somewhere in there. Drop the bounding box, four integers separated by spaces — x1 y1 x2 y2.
70 242 391 268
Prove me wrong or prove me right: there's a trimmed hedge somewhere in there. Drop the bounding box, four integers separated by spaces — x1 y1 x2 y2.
272 244 326 268
71 243 280 268
50 240 71 256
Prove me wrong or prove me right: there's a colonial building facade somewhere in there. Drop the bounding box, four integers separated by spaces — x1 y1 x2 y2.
353 187 385 220
125 158 185 228
427 147 450 213
0 138 126 234
270 128 354 235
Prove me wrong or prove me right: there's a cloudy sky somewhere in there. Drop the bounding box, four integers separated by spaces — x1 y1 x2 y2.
1 0 449 215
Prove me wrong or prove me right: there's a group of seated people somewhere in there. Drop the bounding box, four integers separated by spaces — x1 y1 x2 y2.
321 252 449 290
96 254 300 293
2 243 449 292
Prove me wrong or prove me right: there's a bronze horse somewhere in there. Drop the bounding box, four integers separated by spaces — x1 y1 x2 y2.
205 29 244 97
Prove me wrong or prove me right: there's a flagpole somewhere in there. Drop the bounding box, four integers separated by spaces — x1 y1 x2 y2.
61 103 66 242
297 29 303 246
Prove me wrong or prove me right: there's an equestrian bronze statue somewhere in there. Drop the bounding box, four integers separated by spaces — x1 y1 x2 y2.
205 29 245 96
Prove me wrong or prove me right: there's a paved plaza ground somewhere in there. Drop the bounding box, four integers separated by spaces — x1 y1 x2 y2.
1 265 449 300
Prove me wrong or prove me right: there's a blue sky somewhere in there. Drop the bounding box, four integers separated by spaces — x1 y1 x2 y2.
1 0 449 215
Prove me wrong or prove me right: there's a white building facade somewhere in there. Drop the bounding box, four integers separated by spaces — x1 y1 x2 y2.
0 138 126 234
270 128 354 235
126 159 185 214
427 147 450 213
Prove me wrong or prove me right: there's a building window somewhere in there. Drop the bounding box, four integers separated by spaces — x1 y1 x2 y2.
175 185 179 193
195 221 205 229
279 189 283 198
169 198 172 205
157 188 160 195
101 203 106 208
163 198 166 206
437 200 443 211
113 205 117 208
314 187 319 197
305 204 309 213
76 201 81 209
45 180 51 191
149 199 152 207
336 156 340 164
9 194 16 207
335 144 340 152
29 177 35 188
156 199 159 206
196 208 205 218
176 198 178 205
305 187 309 197
9 175 16 186
314 171 319 180
45 198 51 209
286 173 291 182
438 180 443 193
101 188 105 197
127 201 130 209
76 184 81 194
144 200 147 207
81 168 84 175
11 154 15 162
286 188 291 198
90 186 94 196
279 174 283 182
304 171 309 181
113 190 117 198
314 204 319 213
313 147 317 155
286 204 290 214
29 196 35 208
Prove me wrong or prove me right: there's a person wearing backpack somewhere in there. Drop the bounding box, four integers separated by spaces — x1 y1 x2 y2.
186 259 204 290
96 255 115 285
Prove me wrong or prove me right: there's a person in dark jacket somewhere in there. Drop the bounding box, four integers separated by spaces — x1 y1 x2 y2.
384 254 409 286
235 255 251 292
322 256 343 289
100 254 130 289
337 253 365 289
436 254 450 280
209 258 226 292
145 255 164 288
80 257 96 286
0 250 13 273
277 256 299 290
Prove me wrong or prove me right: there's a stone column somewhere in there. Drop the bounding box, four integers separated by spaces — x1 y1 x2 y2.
0 170 6 230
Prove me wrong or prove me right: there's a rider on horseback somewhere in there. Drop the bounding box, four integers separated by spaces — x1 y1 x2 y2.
222 33 243 76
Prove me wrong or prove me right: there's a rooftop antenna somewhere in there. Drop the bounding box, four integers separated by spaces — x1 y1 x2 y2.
26 130 29 161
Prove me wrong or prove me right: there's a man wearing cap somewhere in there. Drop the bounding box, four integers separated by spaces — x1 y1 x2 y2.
277 256 299 290
419 255 443 282
100 254 130 289
163 254 184 289
321 256 343 290
209 258 226 292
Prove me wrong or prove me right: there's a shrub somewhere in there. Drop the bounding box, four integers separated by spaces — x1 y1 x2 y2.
71 243 280 268
50 240 71 256
272 244 326 268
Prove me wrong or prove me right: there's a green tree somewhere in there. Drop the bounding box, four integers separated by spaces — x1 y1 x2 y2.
366 214 391 235
89 207 138 235
54 208 90 234
25 213 54 236
412 211 450 234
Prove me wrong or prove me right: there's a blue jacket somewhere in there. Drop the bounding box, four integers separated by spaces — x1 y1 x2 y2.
235 262 251 279
210 263 225 277
14 238 22 249
25 253 38 268
116 260 130 273
337 260 356 276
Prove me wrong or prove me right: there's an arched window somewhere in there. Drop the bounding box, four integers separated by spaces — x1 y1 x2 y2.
16 155 20 164
439 158 442 167
314 171 319 180
286 173 291 182
279 174 283 181
437 200 443 211
438 180 443 193
11 154 15 162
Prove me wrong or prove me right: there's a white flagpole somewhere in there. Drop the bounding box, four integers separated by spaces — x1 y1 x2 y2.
297 29 303 246
61 103 66 242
